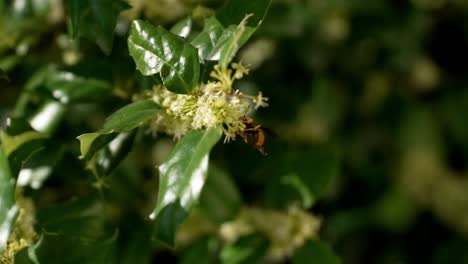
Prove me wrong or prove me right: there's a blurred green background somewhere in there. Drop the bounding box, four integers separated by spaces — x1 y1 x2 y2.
2 0 468 263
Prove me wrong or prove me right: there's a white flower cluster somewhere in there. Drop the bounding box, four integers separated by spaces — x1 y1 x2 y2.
150 63 268 141
220 205 321 261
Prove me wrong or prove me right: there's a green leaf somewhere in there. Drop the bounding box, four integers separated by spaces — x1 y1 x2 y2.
216 22 256 69
0 145 17 252
92 131 137 177
66 0 130 54
13 66 53 118
4 117 34 136
190 0 270 67
153 201 188 246
191 14 264 68
199 166 242 223
128 20 200 94
220 234 269 264
102 99 160 132
191 17 225 60
77 100 158 176
89 0 130 53
216 0 271 28
151 128 222 244
0 131 47 157
0 130 49 177
77 132 117 160
119 218 153 264
152 128 222 218
180 237 218 264
77 132 136 177
28 100 67 134
0 55 20 72
16 145 63 189
36 198 111 239
292 240 341 264
170 17 193 38
44 71 112 104
66 0 86 38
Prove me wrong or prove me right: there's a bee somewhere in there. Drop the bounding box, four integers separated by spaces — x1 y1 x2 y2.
238 117 275 156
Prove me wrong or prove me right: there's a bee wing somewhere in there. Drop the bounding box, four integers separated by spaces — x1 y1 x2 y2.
261 126 277 138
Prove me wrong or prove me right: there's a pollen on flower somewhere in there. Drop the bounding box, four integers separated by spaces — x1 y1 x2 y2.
150 62 268 141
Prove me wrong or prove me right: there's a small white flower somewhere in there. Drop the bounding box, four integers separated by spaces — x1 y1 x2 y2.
150 63 267 141
253 92 269 109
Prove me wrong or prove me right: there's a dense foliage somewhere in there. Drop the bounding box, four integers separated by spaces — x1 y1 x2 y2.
2 0 468 263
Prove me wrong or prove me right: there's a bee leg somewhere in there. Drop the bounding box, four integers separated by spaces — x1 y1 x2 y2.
254 131 267 156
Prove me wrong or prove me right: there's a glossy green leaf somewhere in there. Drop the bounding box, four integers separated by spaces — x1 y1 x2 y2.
128 20 200 94
0 145 17 252
199 166 242 223
220 234 269 264
66 0 130 54
191 17 225 60
44 71 112 104
151 128 222 243
292 240 341 264
102 100 160 132
190 0 270 67
191 14 263 68
170 17 193 38
152 128 222 218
